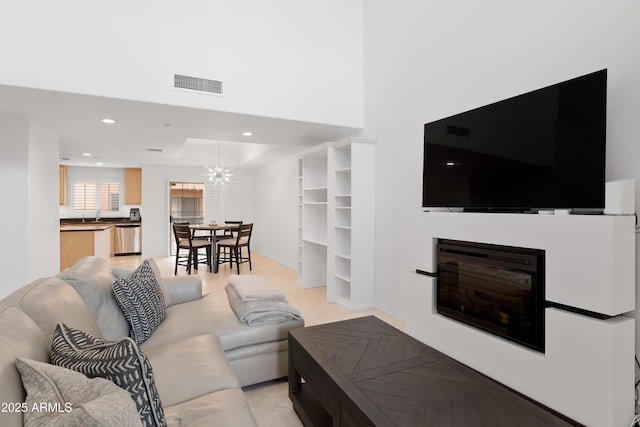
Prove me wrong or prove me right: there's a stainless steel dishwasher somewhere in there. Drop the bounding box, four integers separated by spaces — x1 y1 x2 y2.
114 223 142 255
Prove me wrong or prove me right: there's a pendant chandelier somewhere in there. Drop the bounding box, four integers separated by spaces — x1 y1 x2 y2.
204 141 233 186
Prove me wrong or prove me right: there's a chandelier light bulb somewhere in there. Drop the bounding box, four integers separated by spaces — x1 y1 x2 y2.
203 142 233 186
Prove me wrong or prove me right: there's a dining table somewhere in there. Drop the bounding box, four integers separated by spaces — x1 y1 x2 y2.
189 223 240 273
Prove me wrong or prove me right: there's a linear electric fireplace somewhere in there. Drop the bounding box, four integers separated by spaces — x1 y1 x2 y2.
436 239 545 352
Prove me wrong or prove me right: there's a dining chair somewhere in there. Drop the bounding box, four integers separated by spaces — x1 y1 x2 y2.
172 223 212 275
221 220 243 259
216 223 253 274
223 220 243 237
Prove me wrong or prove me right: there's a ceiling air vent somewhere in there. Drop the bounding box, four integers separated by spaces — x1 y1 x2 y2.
174 74 223 95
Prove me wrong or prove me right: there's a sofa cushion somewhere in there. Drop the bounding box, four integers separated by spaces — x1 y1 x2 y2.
226 341 289 387
113 260 167 345
142 291 303 353
202 290 303 351
163 388 258 427
1 277 102 343
139 299 214 350
57 256 130 340
142 334 240 407
15 357 142 427
51 323 166 427
164 275 202 305
0 306 50 427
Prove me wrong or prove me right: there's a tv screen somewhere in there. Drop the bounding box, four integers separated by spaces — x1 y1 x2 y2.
422 69 607 212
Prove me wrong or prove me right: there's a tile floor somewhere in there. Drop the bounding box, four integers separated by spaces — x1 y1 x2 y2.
110 252 403 426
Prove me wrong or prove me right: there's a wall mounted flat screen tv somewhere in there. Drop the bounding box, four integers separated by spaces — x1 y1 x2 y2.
422 69 607 212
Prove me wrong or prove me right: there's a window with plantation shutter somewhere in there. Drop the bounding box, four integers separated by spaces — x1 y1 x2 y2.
73 181 121 213
99 183 120 211
73 182 97 212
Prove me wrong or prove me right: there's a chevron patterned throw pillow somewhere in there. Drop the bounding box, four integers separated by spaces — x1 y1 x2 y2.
112 259 167 345
51 323 166 427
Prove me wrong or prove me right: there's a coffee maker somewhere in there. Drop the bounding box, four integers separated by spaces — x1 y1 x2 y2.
129 208 141 222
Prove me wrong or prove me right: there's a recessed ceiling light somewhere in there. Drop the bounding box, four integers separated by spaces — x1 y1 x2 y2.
243 131 253 136
100 118 116 124
446 161 456 167
82 152 92 157
95 162 103 165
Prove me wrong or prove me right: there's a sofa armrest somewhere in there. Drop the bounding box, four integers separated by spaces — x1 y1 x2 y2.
164 276 202 305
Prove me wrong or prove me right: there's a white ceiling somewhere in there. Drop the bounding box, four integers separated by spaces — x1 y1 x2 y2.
0 84 361 169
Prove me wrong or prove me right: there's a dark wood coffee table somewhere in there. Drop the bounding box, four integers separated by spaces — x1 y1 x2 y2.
288 316 581 427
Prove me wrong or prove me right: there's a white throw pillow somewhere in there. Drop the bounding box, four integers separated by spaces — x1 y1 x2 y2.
16 357 142 427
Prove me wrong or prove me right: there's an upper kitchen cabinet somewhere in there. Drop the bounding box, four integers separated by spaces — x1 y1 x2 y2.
59 165 67 205
124 168 142 204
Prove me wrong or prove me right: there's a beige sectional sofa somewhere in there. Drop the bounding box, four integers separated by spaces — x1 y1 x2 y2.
0 256 304 426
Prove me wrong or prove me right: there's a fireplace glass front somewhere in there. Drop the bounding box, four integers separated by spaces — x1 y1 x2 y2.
436 239 545 352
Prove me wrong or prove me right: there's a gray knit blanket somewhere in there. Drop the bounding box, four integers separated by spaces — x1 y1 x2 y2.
225 285 301 325
227 275 285 301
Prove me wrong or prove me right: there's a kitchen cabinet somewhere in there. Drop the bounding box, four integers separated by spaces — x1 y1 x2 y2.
59 165 67 205
124 168 142 204
60 225 112 271
110 225 115 256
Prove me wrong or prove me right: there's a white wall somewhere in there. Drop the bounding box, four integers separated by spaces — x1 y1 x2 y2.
363 0 640 345
0 113 59 298
0 0 364 129
253 155 299 269
141 165 255 258
27 120 60 281
0 115 30 296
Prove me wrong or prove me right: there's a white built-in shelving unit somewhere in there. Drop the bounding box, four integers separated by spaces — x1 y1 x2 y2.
298 144 329 288
297 158 304 279
297 138 376 310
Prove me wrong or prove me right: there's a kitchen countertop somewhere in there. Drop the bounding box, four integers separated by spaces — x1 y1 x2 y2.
60 225 113 232
60 217 142 225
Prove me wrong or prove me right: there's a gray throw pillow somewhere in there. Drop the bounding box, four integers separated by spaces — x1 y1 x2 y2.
57 256 130 340
15 357 142 427
50 323 166 427
112 259 167 345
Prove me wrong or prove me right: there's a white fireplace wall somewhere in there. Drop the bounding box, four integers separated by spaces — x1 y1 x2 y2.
399 211 635 427
360 2 640 411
